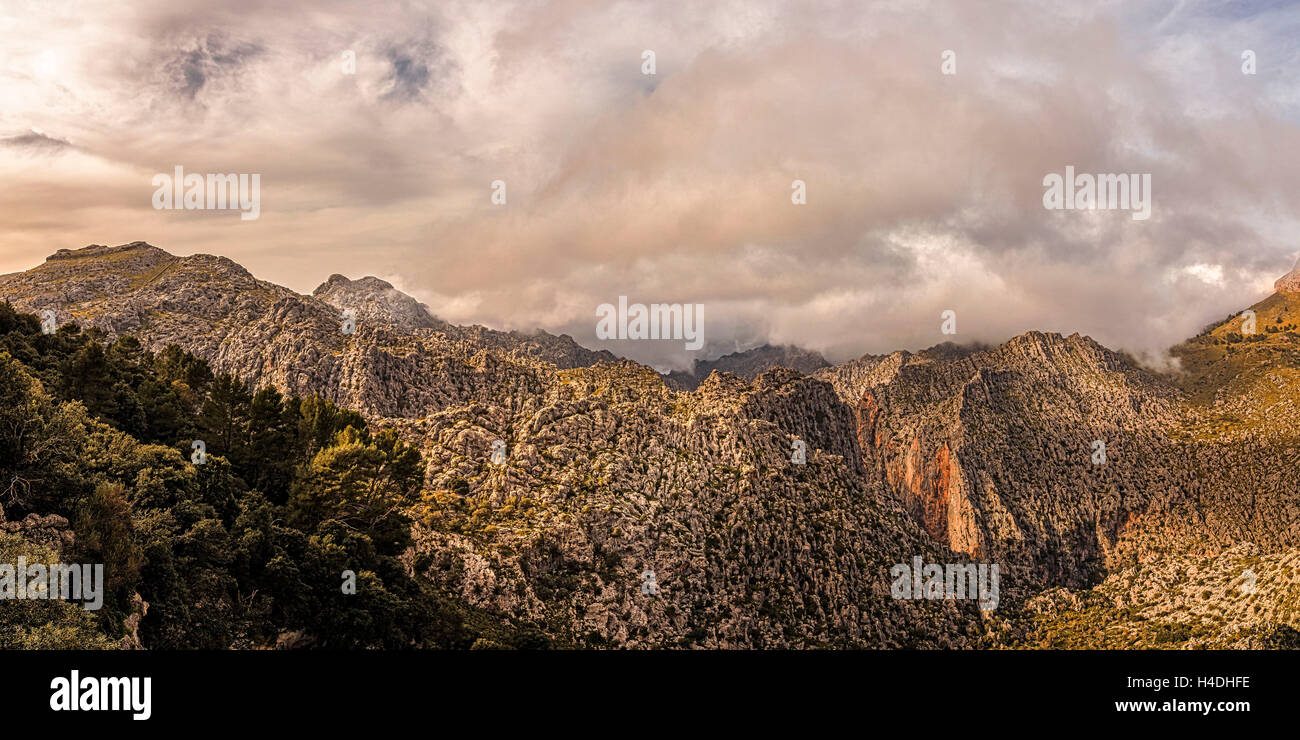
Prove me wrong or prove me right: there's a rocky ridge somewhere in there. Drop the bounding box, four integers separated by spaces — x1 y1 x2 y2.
3 241 1298 648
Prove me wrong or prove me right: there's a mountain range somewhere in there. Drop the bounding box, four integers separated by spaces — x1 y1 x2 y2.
2 241 1297 648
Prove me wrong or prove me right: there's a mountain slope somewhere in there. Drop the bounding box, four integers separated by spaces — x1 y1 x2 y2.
400 364 985 647
0 242 615 417
819 329 1300 595
4 241 1298 648
1168 258 1300 439
1 242 984 647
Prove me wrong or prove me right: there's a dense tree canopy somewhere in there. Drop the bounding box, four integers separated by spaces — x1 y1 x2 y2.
0 302 539 649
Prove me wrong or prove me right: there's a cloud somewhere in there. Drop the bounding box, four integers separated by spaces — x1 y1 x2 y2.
379 38 453 102
0 130 74 153
165 31 263 100
0 0 1298 370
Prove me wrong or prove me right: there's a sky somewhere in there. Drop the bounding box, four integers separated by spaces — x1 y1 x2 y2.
2 0 1299 371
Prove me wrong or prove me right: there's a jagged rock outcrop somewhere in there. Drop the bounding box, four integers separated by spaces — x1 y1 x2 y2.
119 594 150 650
0 513 75 558
313 273 449 331
1275 255 1300 295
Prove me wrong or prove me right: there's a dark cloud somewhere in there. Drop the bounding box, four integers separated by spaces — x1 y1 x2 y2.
382 45 431 101
167 32 263 99
0 131 74 153
380 37 457 103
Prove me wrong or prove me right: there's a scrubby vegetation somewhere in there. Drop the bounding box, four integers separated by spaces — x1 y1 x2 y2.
0 302 543 648
991 544 1300 649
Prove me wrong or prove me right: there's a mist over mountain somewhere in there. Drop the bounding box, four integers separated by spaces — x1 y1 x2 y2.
662 344 831 390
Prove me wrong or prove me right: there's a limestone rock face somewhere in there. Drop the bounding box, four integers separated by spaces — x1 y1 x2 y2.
1274 256 1300 294
119 594 150 650
0 513 74 557
313 273 448 331
818 327 1300 602
823 333 1184 589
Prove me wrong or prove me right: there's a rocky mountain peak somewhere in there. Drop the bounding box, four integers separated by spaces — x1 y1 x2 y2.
314 273 398 294
993 330 1117 368
312 272 444 331
45 241 172 267
314 273 352 291
1275 255 1300 294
